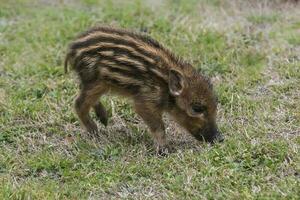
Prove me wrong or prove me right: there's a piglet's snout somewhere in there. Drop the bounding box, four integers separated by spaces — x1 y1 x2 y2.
212 131 224 143
204 128 224 144
207 131 224 144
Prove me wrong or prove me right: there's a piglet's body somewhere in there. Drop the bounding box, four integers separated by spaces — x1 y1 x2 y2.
65 26 223 153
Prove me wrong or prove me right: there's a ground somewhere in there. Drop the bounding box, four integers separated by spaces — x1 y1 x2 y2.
0 0 299 199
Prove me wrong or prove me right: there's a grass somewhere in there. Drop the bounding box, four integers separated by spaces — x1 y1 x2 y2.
0 0 299 199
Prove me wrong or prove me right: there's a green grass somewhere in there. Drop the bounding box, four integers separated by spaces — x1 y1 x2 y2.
0 0 299 199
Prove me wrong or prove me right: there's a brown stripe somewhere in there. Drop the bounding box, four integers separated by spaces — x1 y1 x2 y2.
71 32 160 62
78 26 162 49
99 67 144 86
74 42 156 66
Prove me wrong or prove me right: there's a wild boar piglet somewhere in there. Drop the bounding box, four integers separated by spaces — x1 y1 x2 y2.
65 26 224 153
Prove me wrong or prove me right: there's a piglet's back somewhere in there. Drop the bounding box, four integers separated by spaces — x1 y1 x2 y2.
64 26 192 92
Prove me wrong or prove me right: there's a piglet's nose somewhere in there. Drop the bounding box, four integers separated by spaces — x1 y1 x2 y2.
215 133 224 143
209 132 224 144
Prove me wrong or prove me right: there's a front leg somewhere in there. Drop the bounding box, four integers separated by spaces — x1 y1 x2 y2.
134 102 167 155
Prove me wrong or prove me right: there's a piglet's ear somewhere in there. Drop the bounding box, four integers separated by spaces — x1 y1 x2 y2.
169 69 185 96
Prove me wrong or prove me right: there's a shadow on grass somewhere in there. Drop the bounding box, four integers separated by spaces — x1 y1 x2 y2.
73 116 204 157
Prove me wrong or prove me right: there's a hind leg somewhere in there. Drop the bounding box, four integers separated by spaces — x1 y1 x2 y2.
93 101 108 126
75 84 107 134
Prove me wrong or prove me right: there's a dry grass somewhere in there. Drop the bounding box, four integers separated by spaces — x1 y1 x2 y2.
0 0 299 199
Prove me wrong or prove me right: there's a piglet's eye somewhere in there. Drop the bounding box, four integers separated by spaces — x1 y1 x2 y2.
191 104 206 114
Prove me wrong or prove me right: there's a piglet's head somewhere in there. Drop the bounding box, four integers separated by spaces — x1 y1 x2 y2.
168 69 224 143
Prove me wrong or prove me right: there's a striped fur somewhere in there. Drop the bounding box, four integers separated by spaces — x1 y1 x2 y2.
65 26 223 154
